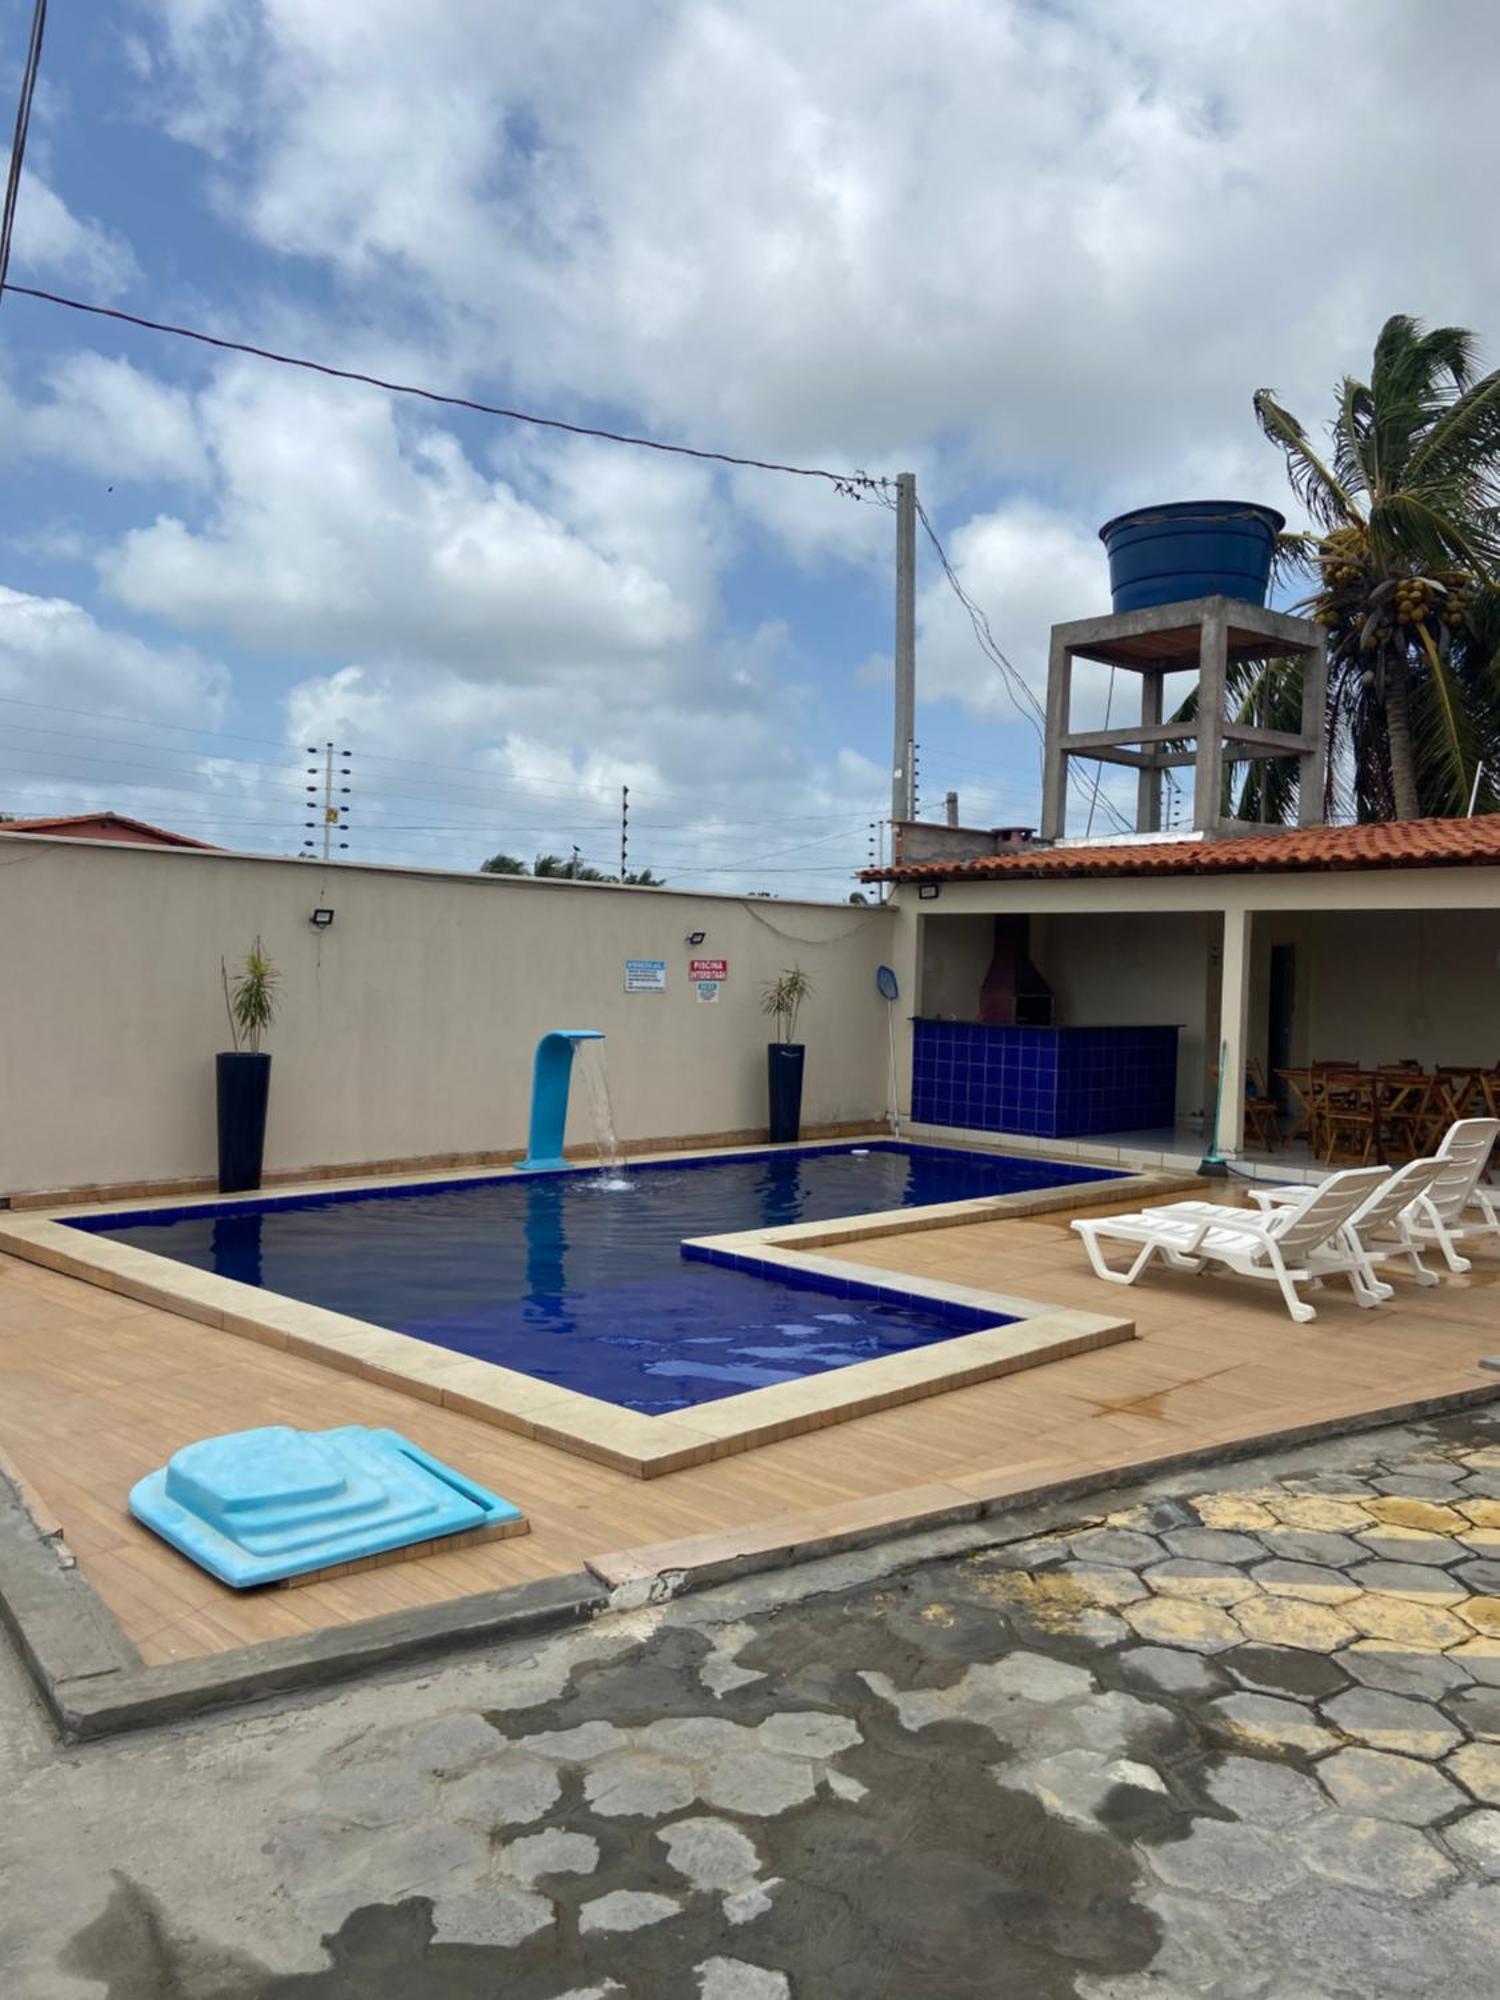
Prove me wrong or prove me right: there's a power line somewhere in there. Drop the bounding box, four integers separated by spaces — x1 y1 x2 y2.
0 0 46 298
0 691 876 817
1 282 891 498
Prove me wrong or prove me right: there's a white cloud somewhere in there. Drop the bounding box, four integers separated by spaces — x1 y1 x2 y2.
103 368 707 672
3 354 208 486
1 154 136 296
0 587 251 832
135 0 1500 509
0 585 227 724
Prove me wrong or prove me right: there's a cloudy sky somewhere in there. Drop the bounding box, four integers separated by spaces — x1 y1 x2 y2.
1 1 1498 894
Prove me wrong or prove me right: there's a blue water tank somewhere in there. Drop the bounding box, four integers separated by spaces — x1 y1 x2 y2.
1099 501 1284 614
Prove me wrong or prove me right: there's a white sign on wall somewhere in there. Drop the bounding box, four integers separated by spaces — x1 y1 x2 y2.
695 980 721 1004
624 959 667 993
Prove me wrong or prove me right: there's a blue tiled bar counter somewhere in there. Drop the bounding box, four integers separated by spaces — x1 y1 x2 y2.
911 1020 1179 1139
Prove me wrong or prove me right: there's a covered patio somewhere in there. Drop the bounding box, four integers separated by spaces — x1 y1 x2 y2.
879 818 1500 1174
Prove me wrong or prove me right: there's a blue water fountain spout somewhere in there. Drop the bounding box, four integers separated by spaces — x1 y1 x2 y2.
519 1030 605 1172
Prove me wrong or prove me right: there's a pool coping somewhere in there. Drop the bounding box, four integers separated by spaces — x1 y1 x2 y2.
0 1149 1196 1478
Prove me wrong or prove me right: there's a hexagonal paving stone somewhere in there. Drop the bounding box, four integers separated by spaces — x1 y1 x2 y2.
1281 1472 1380 1497
1458 1598 1500 1637
1448 1742 1500 1806
1460 1472 1500 1500
1230 1596 1357 1654
1443 1684 1500 1740
1059 1561 1151 1607
1190 1491 1279 1533
698 1750 818 1817
1458 1498 1500 1529
1222 1643 1349 1702
582 1755 697 1820
1258 1528 1370 1569
1143 1558 1256 1607
1450 1637 1500 1685
1205 1756 1324 1828
1363 1496 1467 1536
1249 1560 1362 1604
1342 1642 1473 1701
1355 1527 1468 1568
1372 1474 1468 1501
1162 1528 1265 1566
1265 1495 1374 1533
1320 1688 1463 1759
1342 1594 1471 1651
1068 1527 1164 1569
1123 1596 1241 1654
1293 1813 1456 1896
1349 1561 1468 1604
1461 1528 1500 1557
1455 1559 1500 1596
1444 1809 1500 1876
1209 1693 1336 1757
578 1891 681 1935
1146 1819 1302 1901
1117 1645 1228 1700
1317 1748 1465 1825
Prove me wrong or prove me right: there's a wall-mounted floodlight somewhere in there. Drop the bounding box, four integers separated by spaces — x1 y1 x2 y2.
685 930 707 946
309 908 335 929
917 884 941 901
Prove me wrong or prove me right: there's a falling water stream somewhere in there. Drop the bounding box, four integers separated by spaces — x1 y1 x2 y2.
573 1037 632 1188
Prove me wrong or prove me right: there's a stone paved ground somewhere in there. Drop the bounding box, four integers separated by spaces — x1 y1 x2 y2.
7 1408 1500 1997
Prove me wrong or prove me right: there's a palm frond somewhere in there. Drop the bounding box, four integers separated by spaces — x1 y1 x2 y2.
1252 388 1362 529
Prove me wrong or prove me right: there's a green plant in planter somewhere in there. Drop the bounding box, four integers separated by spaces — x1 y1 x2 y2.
222 937 280 1054
761 965 812 1044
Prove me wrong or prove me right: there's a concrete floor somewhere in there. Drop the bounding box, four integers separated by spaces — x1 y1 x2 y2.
6 1410 1500 1999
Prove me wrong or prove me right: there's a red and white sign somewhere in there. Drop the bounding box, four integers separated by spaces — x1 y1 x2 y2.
689 958 728 980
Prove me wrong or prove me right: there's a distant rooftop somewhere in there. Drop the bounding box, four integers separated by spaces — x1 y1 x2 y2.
864 816 1500 884
0 812 218 851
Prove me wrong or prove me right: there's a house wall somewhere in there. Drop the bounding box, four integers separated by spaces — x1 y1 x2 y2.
917 913 994 1018
1031 911 1218 1119
1250 908 1500 1072
0 838 892 1198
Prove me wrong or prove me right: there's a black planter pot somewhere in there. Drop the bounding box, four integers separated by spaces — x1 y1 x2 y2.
767 1042 805 1144
216 1051 272 1193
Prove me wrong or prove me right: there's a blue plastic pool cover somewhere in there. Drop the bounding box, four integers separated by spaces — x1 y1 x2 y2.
129 1424 523 1587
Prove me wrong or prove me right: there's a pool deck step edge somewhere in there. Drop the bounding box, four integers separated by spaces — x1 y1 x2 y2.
586 1371 1500 1604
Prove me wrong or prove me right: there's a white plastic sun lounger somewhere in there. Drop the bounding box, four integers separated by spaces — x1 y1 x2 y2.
1246 1155 1446 1290
1399 1118 1500 1272
1071 1167 1388 1323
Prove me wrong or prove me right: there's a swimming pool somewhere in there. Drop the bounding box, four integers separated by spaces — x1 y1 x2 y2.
72 1143 1121 1416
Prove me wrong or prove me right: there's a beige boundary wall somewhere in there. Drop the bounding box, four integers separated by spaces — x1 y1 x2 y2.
0 835 894 1199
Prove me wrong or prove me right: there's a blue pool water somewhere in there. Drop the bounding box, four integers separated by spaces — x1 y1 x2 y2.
74 1143 1120 1415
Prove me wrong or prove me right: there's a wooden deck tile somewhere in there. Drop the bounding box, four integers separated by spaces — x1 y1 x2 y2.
2 1190 1497 1665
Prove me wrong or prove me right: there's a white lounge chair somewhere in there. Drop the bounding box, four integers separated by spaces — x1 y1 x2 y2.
1246 1155 1446 1290
1399 1118 1500 1272
1071 1167 1389 1323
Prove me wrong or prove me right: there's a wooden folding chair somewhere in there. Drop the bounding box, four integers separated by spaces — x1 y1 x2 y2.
1320 1070 1379 1165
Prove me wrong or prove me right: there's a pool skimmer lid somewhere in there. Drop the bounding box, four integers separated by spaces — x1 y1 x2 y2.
129 1424 525 1588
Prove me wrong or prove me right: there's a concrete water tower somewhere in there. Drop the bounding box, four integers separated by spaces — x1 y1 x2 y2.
1039 502 1327 841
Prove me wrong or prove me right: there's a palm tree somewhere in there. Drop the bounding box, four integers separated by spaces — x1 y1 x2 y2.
1254 314 1500 820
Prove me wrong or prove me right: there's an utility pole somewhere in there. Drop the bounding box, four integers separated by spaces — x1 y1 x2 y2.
890 470 917 827
620 784 629 880
304 743 351 860
945 790 959 827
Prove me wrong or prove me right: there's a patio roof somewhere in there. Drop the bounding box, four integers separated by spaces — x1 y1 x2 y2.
865 816 1500 885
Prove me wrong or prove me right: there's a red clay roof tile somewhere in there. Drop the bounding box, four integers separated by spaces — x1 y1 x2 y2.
864 817 1500 884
